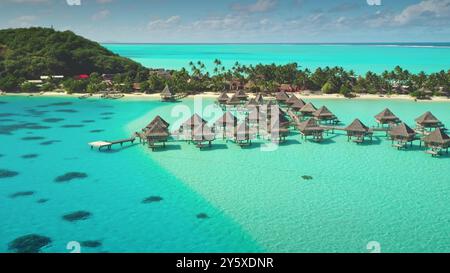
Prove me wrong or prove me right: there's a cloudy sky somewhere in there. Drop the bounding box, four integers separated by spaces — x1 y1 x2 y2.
0 0 449 43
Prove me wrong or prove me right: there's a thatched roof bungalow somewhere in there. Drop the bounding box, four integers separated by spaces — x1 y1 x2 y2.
286 95 305 106
423 128 450 156
181 114 207 131
161 85 176 102
299 102 317 117
297 118 324 141
226 94 242 106
255 93 265 105
415 111 444 130
235 89 248 101
344 119 373 143
375 108 401 126
234 121 256 146
217 92 229 104
145 116 170 131
313 106 338 123
389 123 416 149
275 90 290 103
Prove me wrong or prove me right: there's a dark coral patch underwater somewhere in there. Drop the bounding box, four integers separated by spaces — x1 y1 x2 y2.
89 129 104 133
42 118 64 123
100 112 115 116
21 136 45 141
9 191 35 198
61 124 84 128
54 172 88 183
0 169 19 179
1 122 50 135
82 120 95 123
37 198 49 204
62 211 92 222
55 109 78 113
301 175 313 180
21 154 39 159
81 240 102 248
8 234 52 253
142 196 163 203
38 102 73 108
196 213 210 219
40 140 61 146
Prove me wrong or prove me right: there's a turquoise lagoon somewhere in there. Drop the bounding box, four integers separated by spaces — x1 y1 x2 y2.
104 43 450 74
0 96 449 253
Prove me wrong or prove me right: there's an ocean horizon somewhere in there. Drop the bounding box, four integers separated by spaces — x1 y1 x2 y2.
103 43 450 75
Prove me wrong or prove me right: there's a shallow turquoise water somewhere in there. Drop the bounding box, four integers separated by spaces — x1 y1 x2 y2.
104 44 450 74
0 96 449 253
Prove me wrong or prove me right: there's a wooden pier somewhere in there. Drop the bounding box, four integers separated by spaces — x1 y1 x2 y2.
89 137 136 151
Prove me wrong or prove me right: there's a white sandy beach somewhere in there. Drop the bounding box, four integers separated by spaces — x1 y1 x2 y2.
2 91 450 102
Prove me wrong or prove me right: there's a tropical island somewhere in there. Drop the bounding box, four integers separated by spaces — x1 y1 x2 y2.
0 27 449 100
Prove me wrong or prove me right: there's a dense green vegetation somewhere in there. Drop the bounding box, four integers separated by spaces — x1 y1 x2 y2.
0 27 148 91
0 27 449 98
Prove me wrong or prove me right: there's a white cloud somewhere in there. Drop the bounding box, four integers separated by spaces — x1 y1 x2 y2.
96 0 112 3
393 0 450 25
147 16 181 30
232 0 278 13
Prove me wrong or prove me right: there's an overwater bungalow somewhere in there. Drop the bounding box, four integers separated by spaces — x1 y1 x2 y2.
234 121 256 147
415 111 444 131
235 89 248 101
192 124 216 149
299 102 317 118
226 94 242 106
181 114 207 132
161 85 176 102
375 108 401 127
290 100 306 113
312 106 338 124
275 90 290 104
255 93 265 105
217 91 229 105
286 94 305 106
265 105 289 128
144 115 170 131
296 118 324 142
267 119 290 143
214 112 238 139
422 128 450 156
144 121 170 151
344 119 373 143
388 122 416 149
245 98 258 109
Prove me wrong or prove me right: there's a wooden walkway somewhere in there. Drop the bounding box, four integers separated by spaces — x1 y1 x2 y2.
89 137 136 151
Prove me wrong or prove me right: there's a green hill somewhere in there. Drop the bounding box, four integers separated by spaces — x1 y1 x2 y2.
0 27 148 89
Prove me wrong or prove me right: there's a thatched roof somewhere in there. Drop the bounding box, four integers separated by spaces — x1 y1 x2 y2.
423 128 450 145
235 121 255 140
247 109 266 123
375 108 400 123
275 91 290 102
161 85 174 98
255 93 264 105
299 102 317 114
245 98 258 108
313 106 335 118
182 113 207 128
389 123 415 138
235 89 248 99
297 118 323 132
415 111 441 125
227 94 241 105
290 100 306 111
217 92 229 103
214 111 238 126
345 119 369 133
145 115 170 130
145 122 170 138
192 124 215 141
286 95 303 105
